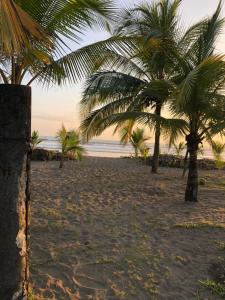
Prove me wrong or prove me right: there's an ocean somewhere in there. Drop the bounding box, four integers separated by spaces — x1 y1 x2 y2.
38 136 219 159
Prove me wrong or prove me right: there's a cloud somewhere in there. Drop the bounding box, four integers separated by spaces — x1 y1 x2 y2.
32 113 77 123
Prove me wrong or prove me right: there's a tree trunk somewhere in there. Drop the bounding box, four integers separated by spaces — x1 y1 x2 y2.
0 85 31 299
151 103 161 174
134 147 138 158
185 133 199 202
59 154 64 168
182 148 189 178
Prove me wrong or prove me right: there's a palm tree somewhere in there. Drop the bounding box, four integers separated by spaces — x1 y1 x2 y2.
171 2 225 202
57 125 85 168
80 0 182 174
0 0 51 56
0 1 115 298
31 130 43 151
172 141 186 156
211 141 225 169
0 0 119 86
81 2 225 203
120 127 149 158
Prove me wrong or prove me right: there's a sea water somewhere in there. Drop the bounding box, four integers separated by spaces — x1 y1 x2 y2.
37 136 219 159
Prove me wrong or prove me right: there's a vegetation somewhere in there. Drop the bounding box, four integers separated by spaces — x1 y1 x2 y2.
57 125 86 168
2 0 225 297
0 0 116 298
0 0 51 55
172 141 186 156
31 130 43 151
120 127 149 158
81 0 225 202
211 141 225 169
199 280 225 298
0 0 117 85
80 0 183 174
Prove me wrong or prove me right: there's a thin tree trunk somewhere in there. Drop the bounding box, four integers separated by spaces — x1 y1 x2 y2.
151 102 161 174
59 154 64 168
135 147 138 158
185 133 199 202
0 84 31 299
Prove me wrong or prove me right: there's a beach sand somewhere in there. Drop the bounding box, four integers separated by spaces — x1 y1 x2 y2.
30 157 225 300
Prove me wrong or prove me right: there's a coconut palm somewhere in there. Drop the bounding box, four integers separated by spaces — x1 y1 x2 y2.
31 130 43 151
57 125 85 168
81 1 225 203
173 141 185 156
0 0 120 86
120 127 149 158
80 0 183 173
211 141 225 169
170 2 225 201
0 0 51 56
0 1 116 298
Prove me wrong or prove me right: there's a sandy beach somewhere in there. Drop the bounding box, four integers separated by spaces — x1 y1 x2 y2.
30 157 225 300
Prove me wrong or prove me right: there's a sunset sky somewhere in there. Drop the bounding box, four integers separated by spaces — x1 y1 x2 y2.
32 0 225 139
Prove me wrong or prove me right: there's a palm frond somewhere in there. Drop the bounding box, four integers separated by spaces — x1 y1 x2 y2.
0 0 51 55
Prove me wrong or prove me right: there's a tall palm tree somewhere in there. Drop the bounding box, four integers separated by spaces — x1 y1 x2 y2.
80 0 182 173
120 127 149 157
170 1 225 201
57 125 85 168
0 1 115 298
81 1 225 202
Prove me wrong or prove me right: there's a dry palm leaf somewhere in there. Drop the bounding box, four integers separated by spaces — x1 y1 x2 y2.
0 0 52 55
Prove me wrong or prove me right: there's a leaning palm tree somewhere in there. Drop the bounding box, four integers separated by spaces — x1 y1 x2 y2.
80 0 182 173
211 141 225 169
0 1 116 298
57 125 85 168
31 130 43 151
120 127 149 157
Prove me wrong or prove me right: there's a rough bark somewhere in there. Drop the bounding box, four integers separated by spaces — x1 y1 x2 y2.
185 133 200 202
151 103 161 174
0 84 31 300
182 148 189 178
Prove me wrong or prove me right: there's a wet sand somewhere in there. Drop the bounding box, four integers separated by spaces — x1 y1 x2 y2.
30 157 225 299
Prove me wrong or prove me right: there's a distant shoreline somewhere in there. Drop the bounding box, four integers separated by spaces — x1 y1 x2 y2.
31 149 225 171
37 136 223 160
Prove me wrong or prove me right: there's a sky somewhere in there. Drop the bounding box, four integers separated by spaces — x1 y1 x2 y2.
32 0 225 139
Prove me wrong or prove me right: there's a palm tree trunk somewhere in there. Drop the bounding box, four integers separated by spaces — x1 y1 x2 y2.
185 133 199 202
151 102 161 174
182 148 189 178
135 147 138 158
0 85 31 299
59 154 64 168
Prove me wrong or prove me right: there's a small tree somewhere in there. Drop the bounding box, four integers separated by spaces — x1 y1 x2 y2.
173 141 186 156
31 130 43 151
120 127 149 158
57 125 85 168
211 141 225 169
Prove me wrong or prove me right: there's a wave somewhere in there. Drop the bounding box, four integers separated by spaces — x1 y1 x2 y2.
36 137 223 159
